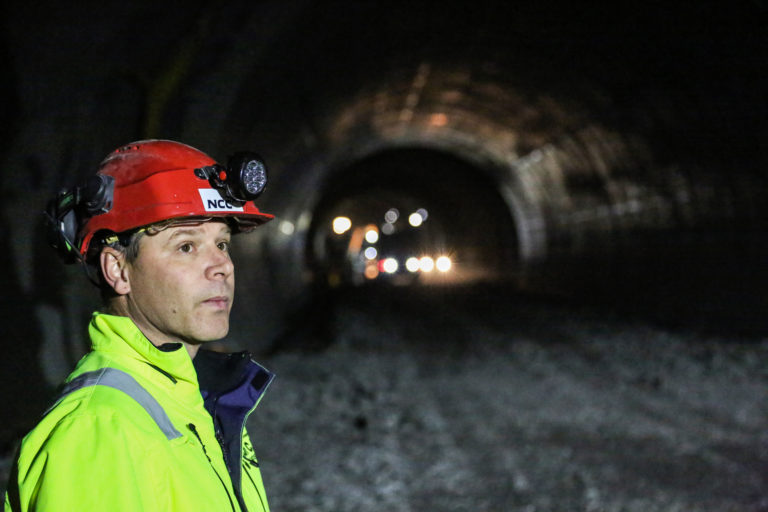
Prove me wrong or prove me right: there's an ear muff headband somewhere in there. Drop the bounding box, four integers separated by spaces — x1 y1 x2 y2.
45 174 115 263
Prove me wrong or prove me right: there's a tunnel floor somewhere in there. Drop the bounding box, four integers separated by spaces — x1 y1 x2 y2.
1 286 764 511
252 285 767 512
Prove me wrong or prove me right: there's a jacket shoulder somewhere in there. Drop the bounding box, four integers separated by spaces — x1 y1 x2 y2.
10 392 169 512
33 378 173 447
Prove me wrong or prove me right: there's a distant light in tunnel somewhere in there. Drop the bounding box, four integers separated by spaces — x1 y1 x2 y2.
381 257 398 274
416 207 428 221
436 256 452 272
364 264 378 280
405 257 420 272
408 212 424 227
384 208 399 224
364 247 378 260
419 256 435 272
381 222 395 235
365 229 379 244
279 220 295 235
332 216 351 235
429 113 448 126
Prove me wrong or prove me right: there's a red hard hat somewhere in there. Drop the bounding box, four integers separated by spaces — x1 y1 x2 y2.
76 139 274 258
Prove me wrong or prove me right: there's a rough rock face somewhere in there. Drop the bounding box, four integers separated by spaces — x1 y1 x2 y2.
251 286 768 512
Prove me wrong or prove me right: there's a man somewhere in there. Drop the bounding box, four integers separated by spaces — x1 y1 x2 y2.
5 140 275 511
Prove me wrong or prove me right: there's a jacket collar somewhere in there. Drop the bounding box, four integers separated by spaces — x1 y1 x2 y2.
89 312 198 386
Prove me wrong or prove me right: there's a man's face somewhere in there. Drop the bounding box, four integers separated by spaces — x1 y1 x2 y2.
123 220 235 348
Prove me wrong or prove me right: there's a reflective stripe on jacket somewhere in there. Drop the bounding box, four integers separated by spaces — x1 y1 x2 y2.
4 313 272 512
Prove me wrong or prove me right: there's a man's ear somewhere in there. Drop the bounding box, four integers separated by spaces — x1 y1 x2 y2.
100 247 131 295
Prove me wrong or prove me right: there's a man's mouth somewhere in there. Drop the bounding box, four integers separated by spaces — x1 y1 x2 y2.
202 296 230 309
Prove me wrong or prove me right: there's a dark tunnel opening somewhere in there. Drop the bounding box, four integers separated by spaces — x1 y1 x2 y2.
306 148 519 290
271 147 521 351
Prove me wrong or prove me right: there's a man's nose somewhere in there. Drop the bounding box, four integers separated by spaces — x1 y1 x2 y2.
206 247 234 280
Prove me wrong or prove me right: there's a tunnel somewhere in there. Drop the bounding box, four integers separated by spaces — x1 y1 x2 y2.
205 1 768 343
2 1 767 510
306 148 519 287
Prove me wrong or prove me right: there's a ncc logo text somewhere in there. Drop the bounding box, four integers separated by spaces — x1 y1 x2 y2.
198 189 245 212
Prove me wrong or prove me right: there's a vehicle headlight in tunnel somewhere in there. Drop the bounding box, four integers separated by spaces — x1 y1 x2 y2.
279 220 295 235
364 263 378 280
405 257 420 272
365 228 379 244
332 216 351 234
419 256 435 272
364 247 378 260
408 212 424 227
381 257 398 273
436 256 452 272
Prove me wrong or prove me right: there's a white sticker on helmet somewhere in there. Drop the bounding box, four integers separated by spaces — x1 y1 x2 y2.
198 189 244 212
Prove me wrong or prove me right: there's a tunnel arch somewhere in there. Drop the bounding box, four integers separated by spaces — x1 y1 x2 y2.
223 59 684 295
305 147 520 289
224 56 766 337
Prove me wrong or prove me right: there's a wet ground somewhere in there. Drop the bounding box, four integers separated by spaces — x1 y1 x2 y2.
251 285 768 512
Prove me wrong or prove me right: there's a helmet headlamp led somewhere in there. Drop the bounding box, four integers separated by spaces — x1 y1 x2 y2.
241 157 267 196
195 152 268 206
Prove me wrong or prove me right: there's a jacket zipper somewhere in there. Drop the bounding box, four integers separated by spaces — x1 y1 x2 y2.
188 423 237 512
212 396 230 463
237 400 267 512
237 365 275 512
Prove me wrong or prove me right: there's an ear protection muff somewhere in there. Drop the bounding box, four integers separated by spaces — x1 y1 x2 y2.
45 174 115 263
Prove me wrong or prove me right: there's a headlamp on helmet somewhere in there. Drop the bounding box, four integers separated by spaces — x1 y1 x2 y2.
194 152 268 207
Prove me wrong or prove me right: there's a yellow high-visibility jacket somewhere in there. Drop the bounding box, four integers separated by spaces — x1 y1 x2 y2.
5 313 273 512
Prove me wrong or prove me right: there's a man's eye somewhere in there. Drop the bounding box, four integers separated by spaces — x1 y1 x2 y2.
179 243 194 253
217 241 231 252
